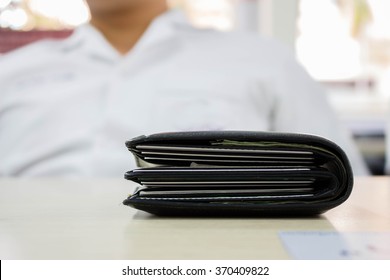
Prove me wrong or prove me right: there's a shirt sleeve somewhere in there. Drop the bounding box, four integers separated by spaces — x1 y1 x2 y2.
269 54 369 175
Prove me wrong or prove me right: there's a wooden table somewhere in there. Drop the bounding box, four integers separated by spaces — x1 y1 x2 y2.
0 177 389 259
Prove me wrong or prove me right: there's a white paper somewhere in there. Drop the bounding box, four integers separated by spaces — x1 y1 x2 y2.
279 231 390 259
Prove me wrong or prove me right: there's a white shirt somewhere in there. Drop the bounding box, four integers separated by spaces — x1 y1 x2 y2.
0 10 368 177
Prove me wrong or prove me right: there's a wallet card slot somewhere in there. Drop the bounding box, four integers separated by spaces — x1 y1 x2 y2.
142 185 314 189
138 187 314 196
132 175 317 185
136 193 315 202
141 181 315 187
132 167 312 172
135 144 313 155
142 156 315 165
128 168 317 182
132 143 331 168
139 151 314 161
131 172 337 203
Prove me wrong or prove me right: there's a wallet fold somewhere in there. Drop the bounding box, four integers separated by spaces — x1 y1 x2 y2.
123 131 353 216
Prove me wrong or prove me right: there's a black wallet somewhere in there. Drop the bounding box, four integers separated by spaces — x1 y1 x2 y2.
123 131 353 216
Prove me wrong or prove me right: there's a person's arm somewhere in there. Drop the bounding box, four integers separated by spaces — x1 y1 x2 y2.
269 53 369 175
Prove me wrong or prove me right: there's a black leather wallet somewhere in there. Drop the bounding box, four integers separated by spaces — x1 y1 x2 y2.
123 131 353 216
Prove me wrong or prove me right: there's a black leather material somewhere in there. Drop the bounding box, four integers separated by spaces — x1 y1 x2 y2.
123 131 353 216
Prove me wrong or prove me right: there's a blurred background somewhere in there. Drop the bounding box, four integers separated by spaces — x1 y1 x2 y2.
1 0 389 175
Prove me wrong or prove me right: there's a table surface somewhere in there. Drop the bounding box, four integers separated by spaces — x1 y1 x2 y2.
0 177 389 260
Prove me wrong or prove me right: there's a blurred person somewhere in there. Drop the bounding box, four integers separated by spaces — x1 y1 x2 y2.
0 0 368 177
